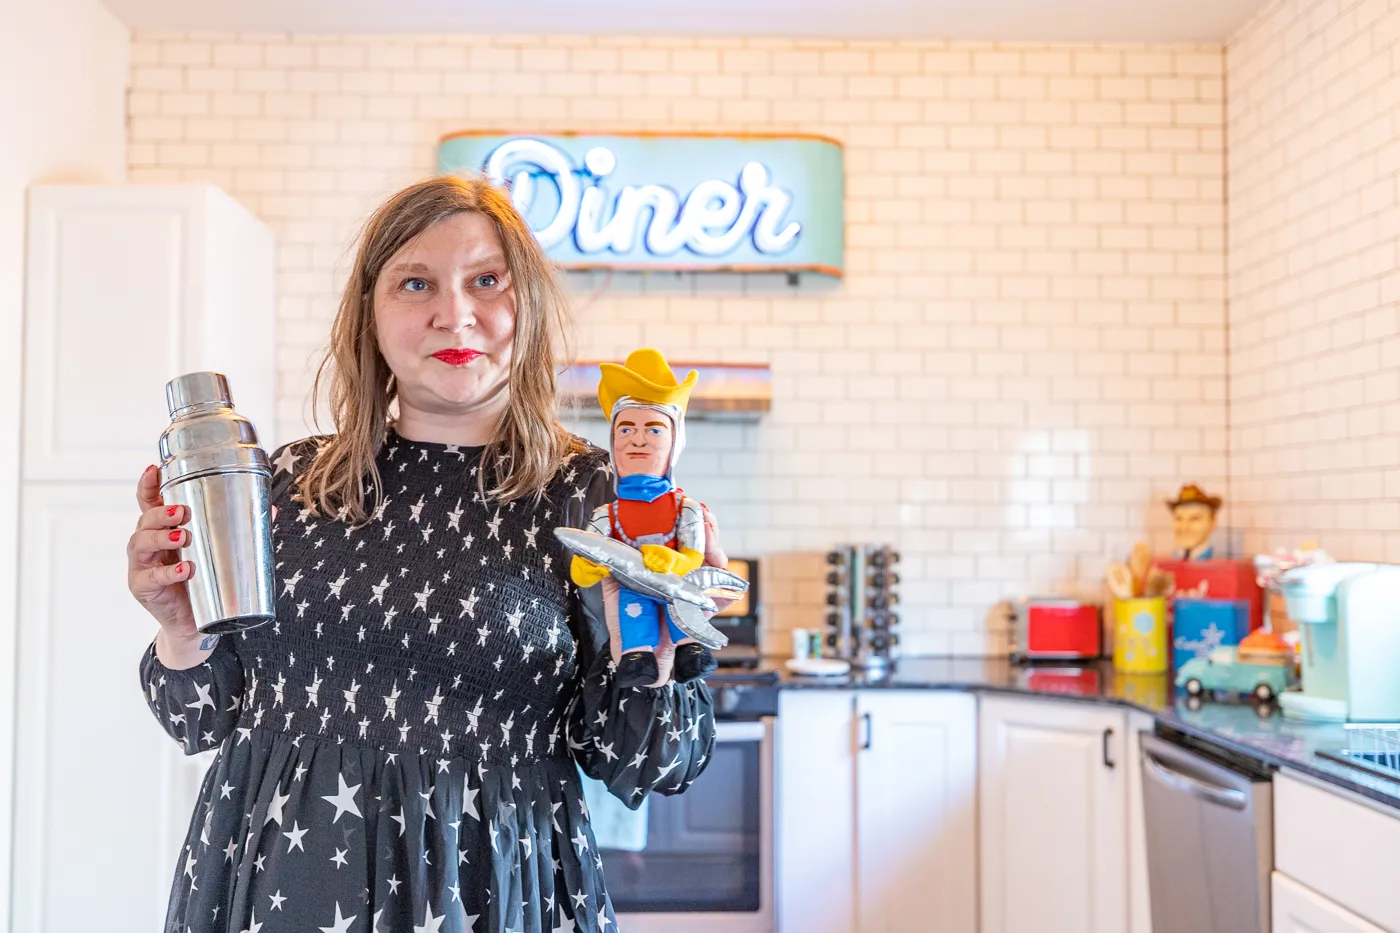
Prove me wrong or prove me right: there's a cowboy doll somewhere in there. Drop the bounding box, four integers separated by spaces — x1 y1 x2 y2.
1167 483 1222 561
570 348 719 689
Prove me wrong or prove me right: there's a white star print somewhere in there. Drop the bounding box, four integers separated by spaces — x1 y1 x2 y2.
424 686 444 724
320 773 363 823
264 786 291 826
327 570 349 598
268 891 286 911
185 682 216 716
283 821 308 852
656 756 682 782
415 904 445 933
273 446 300 475
319 902 356 933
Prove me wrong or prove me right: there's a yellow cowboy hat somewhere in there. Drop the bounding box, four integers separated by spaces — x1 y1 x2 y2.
597 348 698 418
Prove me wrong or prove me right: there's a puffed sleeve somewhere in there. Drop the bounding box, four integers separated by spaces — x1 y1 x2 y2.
559 446 718 809
139 636 245 755
136 438 310 754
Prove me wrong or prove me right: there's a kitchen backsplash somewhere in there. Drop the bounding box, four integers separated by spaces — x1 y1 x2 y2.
1227 0 1400 567
127 33 1229 655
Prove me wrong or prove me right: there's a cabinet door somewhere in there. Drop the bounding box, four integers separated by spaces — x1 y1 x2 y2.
11 483 194 933
777 690 856 933
855 691 977 933
24 185 277 483
1273 872 1386 933
980 695 1127 933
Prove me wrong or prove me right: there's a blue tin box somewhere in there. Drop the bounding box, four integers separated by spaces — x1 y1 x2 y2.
1173 598 1252 671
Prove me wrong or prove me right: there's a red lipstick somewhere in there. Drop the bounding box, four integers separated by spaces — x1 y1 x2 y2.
432 349 483 365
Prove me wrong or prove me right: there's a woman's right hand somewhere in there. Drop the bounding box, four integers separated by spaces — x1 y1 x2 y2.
128 465 205 665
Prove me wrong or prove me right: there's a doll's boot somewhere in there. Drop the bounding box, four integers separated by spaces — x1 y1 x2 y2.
616 650 660 689
673 643 717 683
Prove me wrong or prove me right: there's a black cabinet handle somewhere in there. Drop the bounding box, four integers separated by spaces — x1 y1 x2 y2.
1103 727 1115 769
860 712 873 751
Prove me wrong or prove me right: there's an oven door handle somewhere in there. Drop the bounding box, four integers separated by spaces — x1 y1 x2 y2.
714 720 767 742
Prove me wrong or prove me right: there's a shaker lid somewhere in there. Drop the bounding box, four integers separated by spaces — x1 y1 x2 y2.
159 371 270 484
167 372 233 417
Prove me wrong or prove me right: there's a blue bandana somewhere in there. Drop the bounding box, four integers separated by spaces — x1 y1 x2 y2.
616 474 674 503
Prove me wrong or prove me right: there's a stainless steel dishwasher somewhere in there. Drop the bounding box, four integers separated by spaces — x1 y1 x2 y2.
1140 728 1274 933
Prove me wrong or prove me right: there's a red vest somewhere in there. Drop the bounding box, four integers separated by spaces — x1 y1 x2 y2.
609 491 683 547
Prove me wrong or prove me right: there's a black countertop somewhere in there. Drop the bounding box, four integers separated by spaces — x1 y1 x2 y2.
760 656 1400 811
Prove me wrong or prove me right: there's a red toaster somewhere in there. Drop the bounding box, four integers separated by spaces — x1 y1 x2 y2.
1012 598 1102 661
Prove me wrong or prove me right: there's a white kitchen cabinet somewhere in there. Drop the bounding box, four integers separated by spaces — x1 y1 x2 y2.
776 690 977 933
11 185 275 933
1274 770 1400 930
777 689 857 933
979 694 1129 933
23 184 278 483
855 691 977 933
1272 872 1386 933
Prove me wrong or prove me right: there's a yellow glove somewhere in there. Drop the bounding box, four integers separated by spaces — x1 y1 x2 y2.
640 544 705 576
570 555 610 587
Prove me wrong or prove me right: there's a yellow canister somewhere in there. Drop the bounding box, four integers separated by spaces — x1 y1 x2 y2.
1113 597 1168 674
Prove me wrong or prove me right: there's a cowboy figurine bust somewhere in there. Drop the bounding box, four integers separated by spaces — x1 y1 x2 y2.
1168 483 1222 561
570 348 719 689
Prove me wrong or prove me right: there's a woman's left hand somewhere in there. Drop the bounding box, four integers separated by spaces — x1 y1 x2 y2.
699 503 743 618
701 504 727 569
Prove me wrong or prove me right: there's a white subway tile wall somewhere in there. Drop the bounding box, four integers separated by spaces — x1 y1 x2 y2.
1228 0 1400 565
128 34 1227 655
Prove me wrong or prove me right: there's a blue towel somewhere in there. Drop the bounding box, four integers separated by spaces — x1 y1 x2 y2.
577 766 650 852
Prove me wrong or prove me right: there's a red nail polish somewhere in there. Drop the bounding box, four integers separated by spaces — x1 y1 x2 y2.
166 506 178 517
169 531 182 542
178 562 188 574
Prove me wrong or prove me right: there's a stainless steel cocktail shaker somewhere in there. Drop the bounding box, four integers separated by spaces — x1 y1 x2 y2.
158 372 276 634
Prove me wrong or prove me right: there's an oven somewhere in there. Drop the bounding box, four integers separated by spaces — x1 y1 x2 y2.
604 672 777 933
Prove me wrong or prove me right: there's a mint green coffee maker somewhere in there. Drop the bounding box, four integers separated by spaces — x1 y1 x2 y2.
1279 562 1400 721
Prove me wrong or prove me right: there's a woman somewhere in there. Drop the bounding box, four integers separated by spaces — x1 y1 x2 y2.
126 177 720 933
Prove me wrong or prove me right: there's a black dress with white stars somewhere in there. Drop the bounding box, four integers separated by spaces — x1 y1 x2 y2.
139 428 716 933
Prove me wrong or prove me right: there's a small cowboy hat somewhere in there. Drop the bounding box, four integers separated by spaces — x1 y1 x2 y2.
1166 483 1222 512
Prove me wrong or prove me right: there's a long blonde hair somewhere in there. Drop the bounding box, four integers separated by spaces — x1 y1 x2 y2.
298 175 587 526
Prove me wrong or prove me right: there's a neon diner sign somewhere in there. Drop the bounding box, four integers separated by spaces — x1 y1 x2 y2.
436 132 844 275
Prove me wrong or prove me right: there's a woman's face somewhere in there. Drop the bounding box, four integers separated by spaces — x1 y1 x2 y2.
374 211 517 423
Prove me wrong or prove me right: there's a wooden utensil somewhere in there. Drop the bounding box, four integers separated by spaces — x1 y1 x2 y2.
1128 541 1152 597
1143 568 1174 599
1105 563 1135 602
